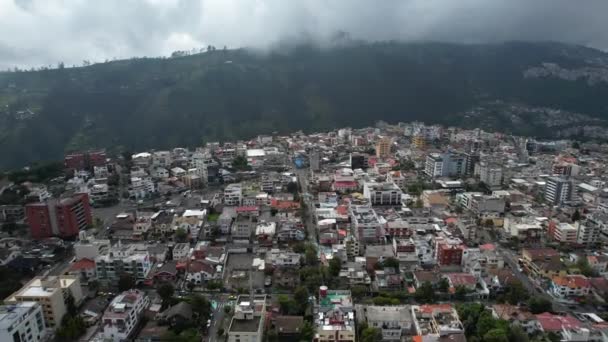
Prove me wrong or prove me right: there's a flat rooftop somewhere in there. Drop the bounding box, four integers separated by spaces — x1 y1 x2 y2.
229 316 262 333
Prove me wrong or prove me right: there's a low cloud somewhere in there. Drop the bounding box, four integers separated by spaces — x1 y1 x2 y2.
1 0 607 69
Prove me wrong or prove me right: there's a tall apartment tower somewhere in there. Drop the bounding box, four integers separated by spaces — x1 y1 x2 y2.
545 177 572 205
376 137 392 159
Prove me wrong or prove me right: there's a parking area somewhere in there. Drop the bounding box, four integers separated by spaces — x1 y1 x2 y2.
223 253 265 290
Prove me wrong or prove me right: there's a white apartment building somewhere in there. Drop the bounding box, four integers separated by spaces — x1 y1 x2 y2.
424 152 466 178
363 181 403 206
95 245 152 283
129 177 155 199
172 243 191 261
550 275 590 299
350 205 384 243
74 231 111 260
479 163 503 189
355 305 412 341
553 223 579 244
224 183 243 206
102 290 149 342
227 295 267 342
152 151 172 168
0 302 47 342
578 215 603 246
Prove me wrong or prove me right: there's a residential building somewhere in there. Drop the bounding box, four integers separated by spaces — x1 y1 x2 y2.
231 215 254 239
392 238 418 266
128 177 155 199
462 245 504 277
172 243 191 261
273 316 305 340
0 205 24 223
68 258 97 284
386 171 406 189
227 295 267 342
25 193 92 239
491 304 537 334
363 182 403 206
411 134 426 149
545 177 572 206
355 305 413 341
95 244 152 284
310 149 321 172
224 183 243 206
376 137 392 159
550 275 591 299
479 163 503 189
350 153 369 170
521 248 565 279
64 150 106 170
350 205 384 243
550 222 579 244
5 276 83 329
411 304 464 341
102 290 150 342
434 237 465 266
0 302 47 342
578 215 603 246
313 288 355 342
424 152 466 178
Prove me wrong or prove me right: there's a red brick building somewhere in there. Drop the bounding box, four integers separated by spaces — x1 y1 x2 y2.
436 241 465 266
26 193 92 239
64 150 107 170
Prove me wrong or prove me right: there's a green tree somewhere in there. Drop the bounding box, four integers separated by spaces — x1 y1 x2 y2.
56 316 86 341
454 285 468 300
278 294 298 315
118 273 135 291
328 257 342 277
351 285 367 299
224 305 232 314
380 257 400 271
293 286 309 313
361 327 382 342
232 155 251 171
299 321 314 341
190 294 211 323
438 278 450 292
528 297 552 314
577 257 595 277
415 281 436 303
175 228 188 242
483 328 509 342
304 244 318 266
158 283 175 306
503 280 529 305
508 325 530 342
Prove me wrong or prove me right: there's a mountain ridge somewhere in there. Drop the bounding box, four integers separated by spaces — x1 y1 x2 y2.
1 41 608 169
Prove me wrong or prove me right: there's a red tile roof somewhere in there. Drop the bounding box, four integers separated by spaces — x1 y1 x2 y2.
536 313 581 332
552 275 590 289
70 258 95 271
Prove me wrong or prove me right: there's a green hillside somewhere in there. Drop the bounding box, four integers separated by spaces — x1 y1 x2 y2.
1 41 608 169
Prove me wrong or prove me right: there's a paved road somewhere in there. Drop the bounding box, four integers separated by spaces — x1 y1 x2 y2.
498 247 568 312
295 168 318 243
206 294 230 342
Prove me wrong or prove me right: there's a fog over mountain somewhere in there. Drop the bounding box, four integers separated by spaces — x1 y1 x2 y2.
1 0 608 69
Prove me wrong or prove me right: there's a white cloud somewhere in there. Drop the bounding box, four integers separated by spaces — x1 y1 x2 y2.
0 0 607 69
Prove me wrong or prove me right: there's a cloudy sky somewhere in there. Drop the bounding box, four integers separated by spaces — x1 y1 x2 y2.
1 0 607 70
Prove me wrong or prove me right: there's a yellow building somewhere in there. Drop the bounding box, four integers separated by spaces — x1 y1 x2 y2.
376 137 392 159
5 276 83 329
412 134 426 149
